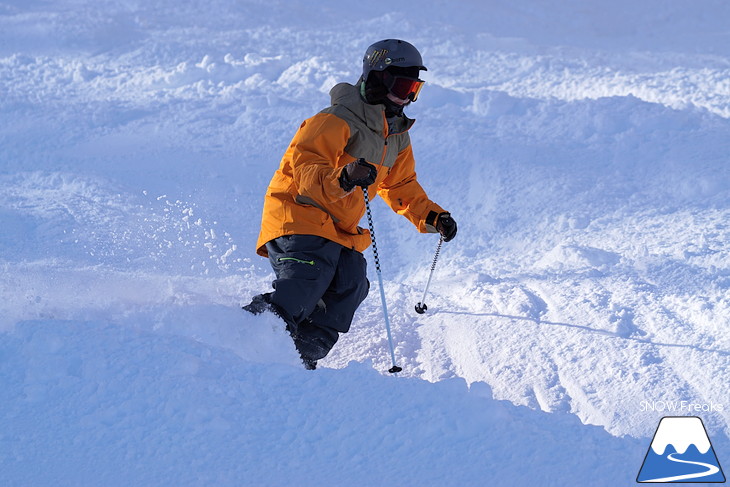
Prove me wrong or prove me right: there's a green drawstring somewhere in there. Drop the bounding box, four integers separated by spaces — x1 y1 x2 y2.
278 257 315 266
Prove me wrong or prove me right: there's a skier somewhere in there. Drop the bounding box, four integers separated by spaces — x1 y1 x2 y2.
244 39 457 369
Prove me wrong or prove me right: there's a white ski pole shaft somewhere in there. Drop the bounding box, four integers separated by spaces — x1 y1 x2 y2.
415 236 443 314
363 187 402 374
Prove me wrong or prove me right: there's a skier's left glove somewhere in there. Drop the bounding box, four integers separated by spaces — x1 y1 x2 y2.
436 213 457 242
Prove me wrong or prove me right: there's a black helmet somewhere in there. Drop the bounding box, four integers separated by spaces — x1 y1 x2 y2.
361 39 427 108
362 39 427 80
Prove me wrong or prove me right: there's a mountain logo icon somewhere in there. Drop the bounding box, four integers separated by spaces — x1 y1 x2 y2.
637 416 726 483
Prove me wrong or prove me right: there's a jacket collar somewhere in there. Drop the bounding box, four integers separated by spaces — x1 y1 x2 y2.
329 82 415 135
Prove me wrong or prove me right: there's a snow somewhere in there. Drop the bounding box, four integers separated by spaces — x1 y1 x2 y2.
1 0 729 485
0 316 640 487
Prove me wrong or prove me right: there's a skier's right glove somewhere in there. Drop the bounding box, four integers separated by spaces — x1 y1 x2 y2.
339 158 377 192
436 212 458 242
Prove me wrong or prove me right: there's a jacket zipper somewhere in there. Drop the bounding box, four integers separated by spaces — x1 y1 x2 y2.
379 111 389 168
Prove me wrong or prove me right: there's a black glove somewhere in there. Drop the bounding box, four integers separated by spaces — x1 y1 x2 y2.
339 158 377 192
436 212 457 242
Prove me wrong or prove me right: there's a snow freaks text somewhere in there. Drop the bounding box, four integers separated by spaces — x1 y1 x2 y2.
640 400 725 413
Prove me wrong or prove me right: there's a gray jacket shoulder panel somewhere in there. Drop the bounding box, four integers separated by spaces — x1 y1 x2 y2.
320 82 414 167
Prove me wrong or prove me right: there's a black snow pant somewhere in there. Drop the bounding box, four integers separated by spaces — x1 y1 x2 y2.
262 235 369 362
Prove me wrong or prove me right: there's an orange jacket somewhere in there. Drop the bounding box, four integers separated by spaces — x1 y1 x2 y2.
255 82 446 257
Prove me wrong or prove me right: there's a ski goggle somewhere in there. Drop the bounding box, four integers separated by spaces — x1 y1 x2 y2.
383 71 425 102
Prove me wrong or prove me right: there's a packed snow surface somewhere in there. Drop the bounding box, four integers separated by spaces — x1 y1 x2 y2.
1 0 729 485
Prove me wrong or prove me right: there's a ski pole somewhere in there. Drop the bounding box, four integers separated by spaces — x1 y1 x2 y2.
363 187 402 374
415 236 443 314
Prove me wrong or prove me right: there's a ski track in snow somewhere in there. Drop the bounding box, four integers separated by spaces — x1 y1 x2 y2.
1 0 730 485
